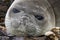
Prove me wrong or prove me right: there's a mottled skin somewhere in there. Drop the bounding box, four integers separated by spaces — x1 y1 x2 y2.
5 0 55 36
24 27 60 40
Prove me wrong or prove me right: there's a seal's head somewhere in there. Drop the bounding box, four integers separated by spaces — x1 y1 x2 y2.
5 0 55 36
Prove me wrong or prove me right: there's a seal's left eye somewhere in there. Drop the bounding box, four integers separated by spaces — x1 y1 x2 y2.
13 8 20 13
35 15 44 20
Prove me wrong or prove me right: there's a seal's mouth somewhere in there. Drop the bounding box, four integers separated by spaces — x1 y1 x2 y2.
5 11 55 36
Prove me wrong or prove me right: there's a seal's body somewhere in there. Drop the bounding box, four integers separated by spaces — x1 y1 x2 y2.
5 0 55 36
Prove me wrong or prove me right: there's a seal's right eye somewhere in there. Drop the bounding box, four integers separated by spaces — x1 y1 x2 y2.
12 8 20 13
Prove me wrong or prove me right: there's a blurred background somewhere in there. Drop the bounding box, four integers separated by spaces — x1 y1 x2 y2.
0 0 14 35
0 0 14 26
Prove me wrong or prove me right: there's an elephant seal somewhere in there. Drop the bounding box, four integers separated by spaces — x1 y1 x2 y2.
5 0 55 36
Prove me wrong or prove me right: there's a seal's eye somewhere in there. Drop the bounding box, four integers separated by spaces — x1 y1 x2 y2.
13 8 20 13
35 15 44 20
